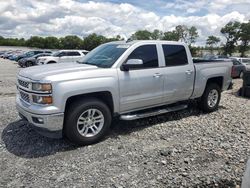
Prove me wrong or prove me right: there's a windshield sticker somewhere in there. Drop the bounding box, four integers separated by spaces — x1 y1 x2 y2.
116 44 130 48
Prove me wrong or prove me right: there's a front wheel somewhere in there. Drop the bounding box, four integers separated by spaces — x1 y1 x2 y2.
64 98 112 145
26 61 33 67
199 83 221 112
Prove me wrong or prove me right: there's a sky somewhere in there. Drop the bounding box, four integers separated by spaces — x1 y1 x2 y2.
0 0 250 45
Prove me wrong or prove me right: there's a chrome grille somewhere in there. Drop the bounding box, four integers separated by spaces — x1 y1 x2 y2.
20 91 30 103
18 79 29 89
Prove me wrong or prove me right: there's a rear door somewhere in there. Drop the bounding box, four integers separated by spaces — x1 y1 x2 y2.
70 51 82 62
118 44 164 113
160 44 195 103
58 51 69 63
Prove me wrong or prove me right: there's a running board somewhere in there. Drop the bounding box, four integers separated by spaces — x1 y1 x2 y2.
120 104 188 121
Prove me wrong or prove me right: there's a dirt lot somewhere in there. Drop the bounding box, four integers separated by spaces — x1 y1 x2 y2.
0 58 249 187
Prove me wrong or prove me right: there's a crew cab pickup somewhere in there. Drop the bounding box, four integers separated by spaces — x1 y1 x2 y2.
16 41 232 145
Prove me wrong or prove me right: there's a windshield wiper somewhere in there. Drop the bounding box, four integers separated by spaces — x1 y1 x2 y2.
77 61 90 65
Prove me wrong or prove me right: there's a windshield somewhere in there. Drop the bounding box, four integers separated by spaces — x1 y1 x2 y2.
79 43 129 68
25 51 34 57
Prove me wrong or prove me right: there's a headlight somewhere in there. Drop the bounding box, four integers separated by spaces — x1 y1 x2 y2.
32 95 53 104
32 83 52 92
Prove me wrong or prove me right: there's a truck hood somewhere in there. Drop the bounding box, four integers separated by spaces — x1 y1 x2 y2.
18 63 99 81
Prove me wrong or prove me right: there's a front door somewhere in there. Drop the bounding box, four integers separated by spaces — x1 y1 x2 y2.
118 45 164 113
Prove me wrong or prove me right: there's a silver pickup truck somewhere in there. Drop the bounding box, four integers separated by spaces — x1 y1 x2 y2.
16 41 232 145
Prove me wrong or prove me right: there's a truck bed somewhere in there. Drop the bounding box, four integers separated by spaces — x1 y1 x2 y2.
191 60 232 99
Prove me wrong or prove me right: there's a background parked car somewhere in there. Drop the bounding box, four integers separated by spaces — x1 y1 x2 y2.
231 59 246 78
231 57 250 67
203 54 228 60
36 50 86 65
15 50 52 61
8 50 25 61
0 51 6 56
0 51 13 58
18 53 52 67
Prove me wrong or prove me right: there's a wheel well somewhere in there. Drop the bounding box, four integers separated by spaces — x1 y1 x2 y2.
65 91 114 115
47 61 56 64
206 77 223 89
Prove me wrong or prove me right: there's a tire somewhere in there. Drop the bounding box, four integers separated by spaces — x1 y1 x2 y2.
64 98 112 145
199 83 221 112
26 61 33 67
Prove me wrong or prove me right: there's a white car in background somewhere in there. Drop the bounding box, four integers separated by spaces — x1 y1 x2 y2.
230 57 250 69
37 50 89 65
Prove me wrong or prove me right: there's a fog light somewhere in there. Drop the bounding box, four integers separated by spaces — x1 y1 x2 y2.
32 117 44 124
37 118 44 123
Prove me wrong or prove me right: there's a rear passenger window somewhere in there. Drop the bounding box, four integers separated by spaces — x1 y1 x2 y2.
162 45 188 66
242 59 250 63
128 45 158 68
67 51 81 56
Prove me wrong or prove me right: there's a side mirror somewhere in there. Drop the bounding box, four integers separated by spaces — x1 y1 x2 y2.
121 59 143 71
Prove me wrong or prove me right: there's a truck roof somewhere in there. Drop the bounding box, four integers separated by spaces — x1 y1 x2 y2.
108 40 186 46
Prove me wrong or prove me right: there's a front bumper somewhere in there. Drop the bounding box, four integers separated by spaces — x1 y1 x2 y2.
16 101 64 138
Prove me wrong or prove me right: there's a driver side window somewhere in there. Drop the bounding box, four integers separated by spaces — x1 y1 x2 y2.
58 52 66 57
127 45 158 69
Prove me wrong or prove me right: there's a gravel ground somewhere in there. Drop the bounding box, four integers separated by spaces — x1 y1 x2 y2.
0 58 249 188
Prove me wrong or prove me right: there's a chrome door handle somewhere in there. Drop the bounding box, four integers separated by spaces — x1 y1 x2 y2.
185 70 193 75
153 73 162 78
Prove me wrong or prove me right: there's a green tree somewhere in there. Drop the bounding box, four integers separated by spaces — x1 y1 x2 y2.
175 25 189 42
59 35 82 49
82 33 107 50
239 21 250 57
175 25 199 45
151 29 163 40
206 35 221 53
131 30 152 40
25 36 45 48
187 26 199 45
221 21 241 55
162 31 179 41
44 36 60 49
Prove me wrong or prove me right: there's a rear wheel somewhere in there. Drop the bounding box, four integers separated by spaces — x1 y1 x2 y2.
64 98 112 145
199 83 221 112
